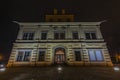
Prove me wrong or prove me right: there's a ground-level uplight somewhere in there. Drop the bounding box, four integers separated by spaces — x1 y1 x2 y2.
58 67 62 70
0 67 6 72
0 64 6 72
0 64 4 67
113 66 120 71
57 66 62 73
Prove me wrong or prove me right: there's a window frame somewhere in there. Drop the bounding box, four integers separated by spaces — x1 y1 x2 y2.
88 49 104 62
54 31 65 40
38 49 46 61
72 31 79 39
41 31 47 40
16 50 32 62
74 49 82 61
23 32 34 40
85 32 97 40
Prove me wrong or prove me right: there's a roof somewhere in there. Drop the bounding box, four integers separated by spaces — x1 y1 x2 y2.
13 20 107 26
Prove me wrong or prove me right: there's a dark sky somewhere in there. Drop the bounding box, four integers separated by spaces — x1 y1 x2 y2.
0 0 120 59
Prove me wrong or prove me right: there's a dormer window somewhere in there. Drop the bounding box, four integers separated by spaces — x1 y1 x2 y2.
41 31 47 40
23 32 34 40
54 31 65 39
72 32 79 39
85 32 97 40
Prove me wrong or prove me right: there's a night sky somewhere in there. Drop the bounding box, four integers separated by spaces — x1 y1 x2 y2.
0 0 120 61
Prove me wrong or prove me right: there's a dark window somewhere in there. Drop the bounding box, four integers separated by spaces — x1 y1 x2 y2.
16 51 24 61
16 50 31 62
60 32 65 39
23 32 34 40
85 32 96 40
38 51 45 61
89 49 104 61
54 32 65 39
23 33 28 40
74 51 81 61
73 32 78 39
23 51 31 61
91 33 96 39
85 33 91 39
54 33 59 39
41 32 47 40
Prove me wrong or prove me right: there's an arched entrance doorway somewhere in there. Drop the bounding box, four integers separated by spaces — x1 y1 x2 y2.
54 47 66 64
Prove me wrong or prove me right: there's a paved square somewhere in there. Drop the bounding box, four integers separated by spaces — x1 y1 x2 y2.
0 65 120 80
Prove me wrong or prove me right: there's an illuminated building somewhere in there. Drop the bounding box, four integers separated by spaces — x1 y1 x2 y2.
7 9 113 67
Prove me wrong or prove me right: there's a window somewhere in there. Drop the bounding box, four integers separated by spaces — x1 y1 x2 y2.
74 50 81 61
73 32 78 39
54 32 65 39
85 32 97 40
16 50 31 62
38 51 45 61
60 32 65 39
23 51 31 61
88 49 104 61
54 32 59 39
16 51 24 61
23 32 34 40
41 32 47 40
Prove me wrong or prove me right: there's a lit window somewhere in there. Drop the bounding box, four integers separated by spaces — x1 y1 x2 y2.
85 32 97 40
23 32 34 40
16 50 31 62
89 50 96 61
38 50 46 61
74 50 81 61
73 32 78 39
88 49 104 61
54 32 65 39
41 32 47 40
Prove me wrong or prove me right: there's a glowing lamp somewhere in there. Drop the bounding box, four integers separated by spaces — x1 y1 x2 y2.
113 67 120 71
0 68 6 72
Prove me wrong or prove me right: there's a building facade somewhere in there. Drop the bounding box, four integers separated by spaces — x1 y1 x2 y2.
7 10 113 67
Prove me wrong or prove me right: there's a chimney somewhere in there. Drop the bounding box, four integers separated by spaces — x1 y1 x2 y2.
62 9 65 14
54 9 57 15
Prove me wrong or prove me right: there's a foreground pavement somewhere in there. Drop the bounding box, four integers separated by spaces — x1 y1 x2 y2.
0 65 120 80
